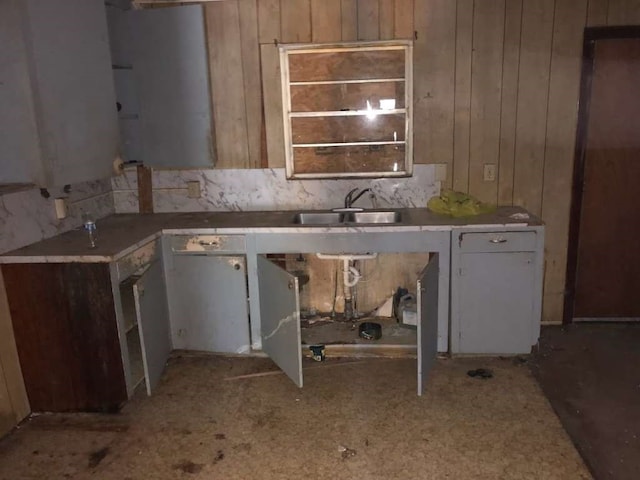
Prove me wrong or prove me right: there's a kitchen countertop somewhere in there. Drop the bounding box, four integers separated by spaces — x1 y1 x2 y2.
0 207 541 263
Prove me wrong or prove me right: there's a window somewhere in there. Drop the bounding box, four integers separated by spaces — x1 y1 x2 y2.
279 41 413 179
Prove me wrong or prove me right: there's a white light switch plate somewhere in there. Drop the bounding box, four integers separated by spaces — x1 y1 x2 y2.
483 164 496 182
187 181 201 198
434 164 447 182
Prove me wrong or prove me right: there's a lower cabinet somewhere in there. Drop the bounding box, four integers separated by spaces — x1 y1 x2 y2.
2 224 544 411
164 252 250 354
1 242 170 412
450 229 544 354
117 259 171 397
256 253 439 395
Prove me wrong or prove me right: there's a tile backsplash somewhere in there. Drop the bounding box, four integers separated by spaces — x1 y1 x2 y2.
0 179 114 254
112 165 439 213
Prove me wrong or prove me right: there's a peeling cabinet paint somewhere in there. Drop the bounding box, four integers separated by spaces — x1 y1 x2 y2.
170 235 245 253
116 240 158 280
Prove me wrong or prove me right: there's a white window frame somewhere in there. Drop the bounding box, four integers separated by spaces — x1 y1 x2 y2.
279 40 413 179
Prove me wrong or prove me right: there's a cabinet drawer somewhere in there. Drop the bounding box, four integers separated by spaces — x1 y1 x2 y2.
170 234 245 254
458 231 537 253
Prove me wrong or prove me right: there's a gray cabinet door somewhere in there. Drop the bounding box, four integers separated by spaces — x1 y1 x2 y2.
257 255 302 388
133 260 171 395
14 0 118 186
417 253 439 396
128 5 214 168
456 252 535 354
168 255 250 354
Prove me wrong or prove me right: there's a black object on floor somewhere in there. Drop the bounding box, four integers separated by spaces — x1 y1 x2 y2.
359 322 382 340
531 324 640 480
467 368 493 379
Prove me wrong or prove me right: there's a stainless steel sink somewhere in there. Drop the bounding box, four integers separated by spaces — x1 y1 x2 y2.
349 211 402 224
293 212 344 225
293 211 401 225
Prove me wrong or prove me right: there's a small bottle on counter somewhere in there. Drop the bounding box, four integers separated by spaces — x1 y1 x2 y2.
82 214 97 249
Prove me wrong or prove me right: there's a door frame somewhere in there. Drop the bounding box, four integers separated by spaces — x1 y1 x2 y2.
564 26 640 324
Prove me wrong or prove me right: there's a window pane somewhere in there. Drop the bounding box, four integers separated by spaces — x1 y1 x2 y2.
290 81 405 112
288 49 405 82
291 114 405 144
293 144 406 174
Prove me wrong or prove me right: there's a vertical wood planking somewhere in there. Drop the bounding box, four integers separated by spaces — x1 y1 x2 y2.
498 0 523 205
0 271 30 425
379 0 395 39
281 0 312 42
587 0 609 25
261 43 286 167
2 264 127 412
137 165 153 213
258 0 281 43
468 0 505 205
239 0 263 168
541 0 588 322
206 1 251 168
453 0 473 192
394 0 414 38
512 0 555 215
358 0 380 39
414 0 456 178
341 0 358 40
607 0 640 24
311 0 342 42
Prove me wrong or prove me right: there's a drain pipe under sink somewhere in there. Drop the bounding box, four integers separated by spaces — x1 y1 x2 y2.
316 253 377 319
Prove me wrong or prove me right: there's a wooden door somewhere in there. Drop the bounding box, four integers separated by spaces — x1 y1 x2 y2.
573 38 640 320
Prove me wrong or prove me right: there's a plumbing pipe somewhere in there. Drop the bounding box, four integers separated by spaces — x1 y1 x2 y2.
316 253 375 320
344 264 361 288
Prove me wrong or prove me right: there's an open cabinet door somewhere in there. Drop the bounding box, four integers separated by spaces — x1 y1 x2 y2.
417 253 439 395
133 260 171 395
257 255 302 387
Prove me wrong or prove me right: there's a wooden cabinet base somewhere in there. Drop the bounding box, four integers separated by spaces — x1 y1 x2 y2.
1 264 127 412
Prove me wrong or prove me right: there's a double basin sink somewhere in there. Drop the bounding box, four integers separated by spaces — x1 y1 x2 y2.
293 210 402 225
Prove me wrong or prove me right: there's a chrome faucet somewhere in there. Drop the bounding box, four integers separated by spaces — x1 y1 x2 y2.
344 188 372 209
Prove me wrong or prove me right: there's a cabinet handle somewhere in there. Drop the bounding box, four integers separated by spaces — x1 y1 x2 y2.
489 238 507 244
198 240 219 247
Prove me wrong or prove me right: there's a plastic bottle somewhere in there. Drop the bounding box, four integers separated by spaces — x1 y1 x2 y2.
83 214 97 248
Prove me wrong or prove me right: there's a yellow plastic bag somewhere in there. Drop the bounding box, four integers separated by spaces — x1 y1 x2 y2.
427 189 496 217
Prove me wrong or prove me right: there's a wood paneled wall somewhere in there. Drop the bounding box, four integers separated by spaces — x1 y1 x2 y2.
149 0 640 322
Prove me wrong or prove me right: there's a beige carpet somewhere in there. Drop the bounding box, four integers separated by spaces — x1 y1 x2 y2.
0 355 590 479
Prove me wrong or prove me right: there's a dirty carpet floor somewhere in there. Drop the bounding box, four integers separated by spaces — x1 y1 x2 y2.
0 356 590 480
